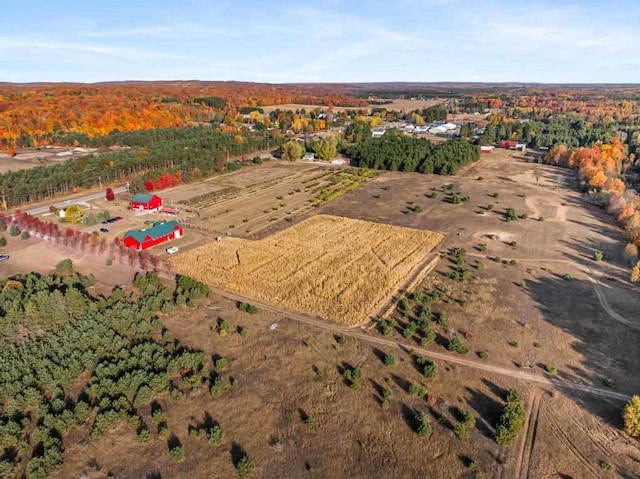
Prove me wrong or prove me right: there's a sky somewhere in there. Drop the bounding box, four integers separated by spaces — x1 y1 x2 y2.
1 0 639 84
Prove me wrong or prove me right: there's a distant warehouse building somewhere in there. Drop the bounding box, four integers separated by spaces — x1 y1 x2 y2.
123 220 183 250
130 193 163 211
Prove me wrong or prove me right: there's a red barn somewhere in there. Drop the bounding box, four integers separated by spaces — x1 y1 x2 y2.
122 220 183 250
130 193 162 211
499 140 519 149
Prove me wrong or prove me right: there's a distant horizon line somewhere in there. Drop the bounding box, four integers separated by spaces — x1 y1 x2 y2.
1 80 640 87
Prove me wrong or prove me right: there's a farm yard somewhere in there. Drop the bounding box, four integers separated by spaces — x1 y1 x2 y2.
172 215 444 325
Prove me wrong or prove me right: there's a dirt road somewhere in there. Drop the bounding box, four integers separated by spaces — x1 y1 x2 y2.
203 284 632 403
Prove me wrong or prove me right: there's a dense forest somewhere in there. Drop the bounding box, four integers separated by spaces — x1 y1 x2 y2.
473 115 619 149
0 267 211 479
0 82 366 152
0 127 281 206
349 131 480 175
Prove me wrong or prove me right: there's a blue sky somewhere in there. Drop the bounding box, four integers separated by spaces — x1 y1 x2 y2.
1 0 639 83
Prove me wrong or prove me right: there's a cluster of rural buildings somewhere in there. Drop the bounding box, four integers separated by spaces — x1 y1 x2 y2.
123 193 183 250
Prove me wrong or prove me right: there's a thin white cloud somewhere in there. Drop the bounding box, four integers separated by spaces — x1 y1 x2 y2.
80 24 232 39
0 37 189 62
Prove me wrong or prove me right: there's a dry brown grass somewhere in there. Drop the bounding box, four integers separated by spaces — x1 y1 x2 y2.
173 214 444 324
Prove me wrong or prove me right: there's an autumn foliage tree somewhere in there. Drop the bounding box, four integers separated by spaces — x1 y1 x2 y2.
546 138 640 246
281 141 305 161
105 188 115 201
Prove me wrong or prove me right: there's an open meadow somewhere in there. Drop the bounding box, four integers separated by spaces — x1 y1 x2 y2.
172 215 444 325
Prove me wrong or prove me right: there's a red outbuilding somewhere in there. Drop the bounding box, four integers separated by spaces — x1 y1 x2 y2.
130 193 163 211
122 220 183 250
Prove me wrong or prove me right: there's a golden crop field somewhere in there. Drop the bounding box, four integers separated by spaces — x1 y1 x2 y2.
173 215 445 325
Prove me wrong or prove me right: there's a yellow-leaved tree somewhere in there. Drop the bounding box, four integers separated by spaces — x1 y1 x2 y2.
64 205 83 224
281 141 305 162
631 261 640 283
623 395 640 437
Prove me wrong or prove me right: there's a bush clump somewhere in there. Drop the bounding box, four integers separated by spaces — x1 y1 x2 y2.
495 389 525 445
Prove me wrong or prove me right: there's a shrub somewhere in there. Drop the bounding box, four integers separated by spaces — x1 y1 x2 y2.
378 318 397 336
236 455 255 479
508 259 517 266
403 321 419 339
21 231 30 240
210 376 225 397
593 250 604 262
238 327 248 338
479 243 487 253
623 395 640 437
478 350 489 360
563 273 573 281
451 195 462 204
384 353 396 366
408 382 427 397
447 336 469 355
421 329 436 346
218 320 231 337
296 412 314 428
0 236 6 246
335 334 347 345
169 445 184 462
495 389 525 445
600 461 614 471
55 258 74 275
214 358 229 370
105 256 112 266
421 360 438 379
492 192 499 198
510 241 517 248
602 378 616 389
505 207 518 221
137 428 150 443
9 223 20 236
437 312 448 328
415 413 432 438
519 213 528 219
382 387 393 402
430 191 438 199
208 425 224 446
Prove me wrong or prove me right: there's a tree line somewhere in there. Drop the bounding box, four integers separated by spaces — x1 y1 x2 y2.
0 127 281 206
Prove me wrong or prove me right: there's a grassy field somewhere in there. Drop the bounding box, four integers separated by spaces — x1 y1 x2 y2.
172 215 444 324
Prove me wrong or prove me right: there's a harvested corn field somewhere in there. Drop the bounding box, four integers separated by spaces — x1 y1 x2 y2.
172 214 445 324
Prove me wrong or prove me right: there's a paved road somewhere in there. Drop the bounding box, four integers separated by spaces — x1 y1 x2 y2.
25 186 128 215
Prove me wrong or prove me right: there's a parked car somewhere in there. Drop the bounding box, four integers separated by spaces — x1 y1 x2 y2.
100 227 109 233
0 254 9 261
166 246 179 254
